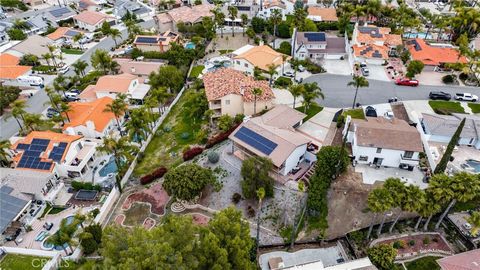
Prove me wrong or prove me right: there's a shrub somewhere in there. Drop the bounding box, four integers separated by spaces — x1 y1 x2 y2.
232 193 242 204
218 114 234 132
80 232 98 255
140 167 168 185
423 236 430 245
207 151 220 163
277 22 291 38
442 74 456 84
205 124 240 148
274 76 293 88
183 147 204 161
408 240 415 246
71 181 101 191
459 72 469 81
247 206 255 217
277 41 292 55
393 240 405 249
234 114 245 124
336 114 345 128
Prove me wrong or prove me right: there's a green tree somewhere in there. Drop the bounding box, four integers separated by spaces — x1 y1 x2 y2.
467 211 480 237
109 28 122 47
251 87 263 115
367 187 393 238
10 100 27 132
278 42 292 55
293 7 307 30
228 6 238 37
266 63 278 87
149 65 184 93
7 28 26 40
148 87 172 114
406 60 425 78
163 164 217 201
214 8 226 38
255 188 265 253
91 49 114 75
251 17 266 33
383 178 406 233
288 84 305 109
218 114 234 132
270 9 282 48
347 75 369 109
23 113 44 132
19 54 39 66
100 21 112 36
367 244 397 270
301 82 324 113
434 118 465 174
0 140 12 167
72 60 88 77
104 94 128 132
241 14 248 37
183 90 208 123
79 232 98 255
240 156 274 199
125 107 151 142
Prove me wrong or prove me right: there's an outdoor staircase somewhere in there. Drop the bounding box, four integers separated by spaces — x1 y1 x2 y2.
299 163 318 186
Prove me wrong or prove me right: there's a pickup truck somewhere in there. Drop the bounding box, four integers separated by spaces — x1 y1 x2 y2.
454 93 478 102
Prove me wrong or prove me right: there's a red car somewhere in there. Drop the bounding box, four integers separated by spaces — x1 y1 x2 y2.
395 78 419 86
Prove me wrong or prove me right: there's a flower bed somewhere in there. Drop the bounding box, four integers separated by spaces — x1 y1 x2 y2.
122 183 170 215
375 233 452 259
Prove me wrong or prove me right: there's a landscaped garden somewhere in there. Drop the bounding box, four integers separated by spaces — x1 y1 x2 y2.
404 256 441 270
0 254 49 270
428 100 465 115
296 104 323 121
189 65 205 78
374 233 452 259
343 108 365 119
60 48 84 55
468 102 480 113
122 183 170 215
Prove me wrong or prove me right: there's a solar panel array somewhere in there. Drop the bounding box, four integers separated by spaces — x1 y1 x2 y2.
358 27 383 38
15 139 56 170
234 127 278 155
411 39 422 51
305 32 326 42
135 37 159 44
49 7 71 18
65 30 80 37
49 142 67 162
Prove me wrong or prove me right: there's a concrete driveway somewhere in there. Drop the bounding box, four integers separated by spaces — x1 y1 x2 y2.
323 59 352 76
366 65 390 81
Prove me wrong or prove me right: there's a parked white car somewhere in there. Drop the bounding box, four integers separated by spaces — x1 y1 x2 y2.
455 93 478 102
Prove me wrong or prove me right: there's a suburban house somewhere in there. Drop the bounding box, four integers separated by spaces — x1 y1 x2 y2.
23 0 44 7
155 4 214 32
0 185 30 237
421 113 480 149
24 14 50 35
203 68 274 118
9 35 57 62
232 44 289 76
79 73 150 104
345 116 423 168
229 105 317 178
63 97 120 139
115 58 165 82
9 6 76 29
73 11 115 32
46 27 84 45
351 24 402 64
0 53 32 81
10 131 98 179
78 0 101 11
133 31 179 52
291 29 347 61
115 0 154 19
436 249 480 270
257 0 287 20
307 7 338 22
406 39 467 71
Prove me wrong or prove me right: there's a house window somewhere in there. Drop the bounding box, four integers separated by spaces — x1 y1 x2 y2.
236 60 240 64
359 156 368 161
404 151 414 158
225 100 230 105
244 63 248 68
376 148 382 153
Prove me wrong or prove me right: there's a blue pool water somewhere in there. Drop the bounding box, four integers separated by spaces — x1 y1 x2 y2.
99 156 118 177
466 159 480 173
185 42 196 49
403 32 433 39
65 215 75 225
42 239 69 251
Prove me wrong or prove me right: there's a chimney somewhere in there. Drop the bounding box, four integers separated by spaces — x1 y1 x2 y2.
259 40 264 46
130 67 136 73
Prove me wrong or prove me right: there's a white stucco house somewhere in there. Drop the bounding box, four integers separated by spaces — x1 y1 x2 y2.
291 29 347 61
257 0 287 20
232 44 290 78
73 11 115 32
345 116 423 168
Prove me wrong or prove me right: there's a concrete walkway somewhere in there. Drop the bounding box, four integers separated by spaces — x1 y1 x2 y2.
297 107 338 146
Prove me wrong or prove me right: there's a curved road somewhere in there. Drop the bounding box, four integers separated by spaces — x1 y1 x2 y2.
305 74 480 108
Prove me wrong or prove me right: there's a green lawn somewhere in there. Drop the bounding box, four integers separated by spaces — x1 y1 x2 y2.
219 49 233 55
405 256 441 270
468 103 480 113
61 48 84 55
189 65 205 78
296 104 323 121
343 108 365 119
428 101 465 115
0 254 50 270
134 89 207 176
49 206 66 214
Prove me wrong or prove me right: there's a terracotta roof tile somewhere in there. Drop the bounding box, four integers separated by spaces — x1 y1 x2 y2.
160 4 214 24
79 73 137 100
436 249 480 270
74 11 111 25
407 38 467 66
307 7 338 21
0 53 32 80
353 44 389 59
234 45 289 71
63 97 117 132
356 25 402 46
203 68 274 102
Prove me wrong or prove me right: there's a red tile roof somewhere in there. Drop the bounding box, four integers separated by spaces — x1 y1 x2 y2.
74 11 111 25
407 38 467 66
436 249 480 270
0 53 32 80
63 97 117 132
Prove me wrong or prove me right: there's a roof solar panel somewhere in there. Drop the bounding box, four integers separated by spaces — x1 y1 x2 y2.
304 32 326 42
58 142 68 148
65 30 80 37
234 127 278 155
16 143 29 150
50 7 71 18
135 37 159 44
32 138 50 145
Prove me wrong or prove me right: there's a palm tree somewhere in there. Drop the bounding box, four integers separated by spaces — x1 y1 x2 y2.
104 94 129 133
365 0 380 22
382 178 406 233
366 187 393 239
347 75 369 109
293 7 307 30
23 113 44 132
392 185 423 233
302 82 324 114
125 107 151 143
74 213 86 229
289 59 300 80
109 28 121 48
96 136 138 192
42 53 52 70
353 5 365 22
59 102 71 123
255 187 265 253
73 33 84 50
47 45 58 67
251 88 263 115
270 9 282 49
420 191 441 231
288 84 304 109
10 100 27 132
149 87 172 114
266 63 278 87
228 6 238 37
241 14 248 36
467 211 480 237
281 54 288 75
91 49 113 75
0 140 12 167
214 9 226 38
72 60 88 76
125 19 141 40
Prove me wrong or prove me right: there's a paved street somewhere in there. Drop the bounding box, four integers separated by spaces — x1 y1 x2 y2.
305 74 480 108
0 20 155 140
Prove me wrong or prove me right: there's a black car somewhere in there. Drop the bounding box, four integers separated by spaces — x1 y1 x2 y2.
429 91 451 101
365 106 377 117
46 107 59 118
61 96 80 102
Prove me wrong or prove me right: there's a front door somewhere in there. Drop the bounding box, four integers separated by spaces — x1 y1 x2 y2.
373 157 383 166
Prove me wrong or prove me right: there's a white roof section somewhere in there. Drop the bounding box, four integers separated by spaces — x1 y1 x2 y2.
130 83 150 100
232 44 254 56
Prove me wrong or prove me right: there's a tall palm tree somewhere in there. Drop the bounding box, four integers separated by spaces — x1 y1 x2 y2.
353 5 365 22
365 0 380 22
292 7 307 30
104 94 129 133
10 100 27 132
97 136 138 192
228 6 238 37
382 178 406 233
288 84 304 109
0 140 12 167
467 211 480 237
270 9 282 49
59 102 71 123
241 14 248 37
42 53 52 70
421 191 441 231
23 113 43 132
214 9 226 38
149 87 172 114
281 54 288 75
47 45 58 67
366 187 393 239
73 33 84 50
125 107 151 143
109 28 121 47
255 187 265 253
392 185 423 233
72 60 88 76
302 82 324 114
251 88 263 115
289 59 300 80
91 49 113 75
266 63 278 87
347 75 369 109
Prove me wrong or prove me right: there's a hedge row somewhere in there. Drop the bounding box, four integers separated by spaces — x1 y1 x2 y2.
205 124 240 149
140 167 167 185
183 147 204 161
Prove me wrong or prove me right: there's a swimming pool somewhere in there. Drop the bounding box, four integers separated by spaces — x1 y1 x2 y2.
185 42 195 50
99 156 118 177
465 159 480 173
41 238 69 251
403 32 433 39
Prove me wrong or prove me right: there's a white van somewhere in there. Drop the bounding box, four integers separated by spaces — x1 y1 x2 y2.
17 75 44 86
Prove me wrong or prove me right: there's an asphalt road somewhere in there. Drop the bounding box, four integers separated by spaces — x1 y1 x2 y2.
304 74 480 108
0 20 155 140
